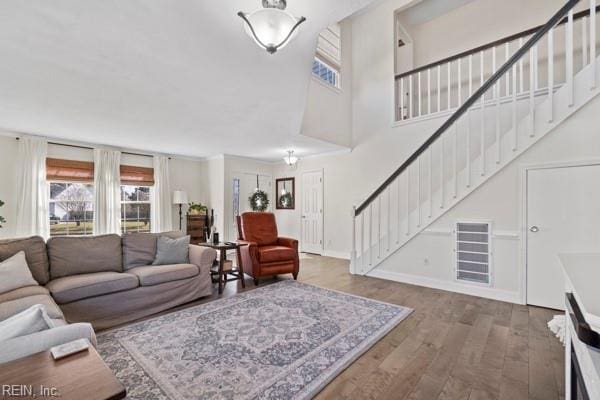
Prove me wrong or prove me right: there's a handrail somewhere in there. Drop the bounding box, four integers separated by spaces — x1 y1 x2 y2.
395 4 597 81
356 0 581 216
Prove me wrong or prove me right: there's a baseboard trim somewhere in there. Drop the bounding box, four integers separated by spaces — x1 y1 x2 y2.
367 269 522 304
321 250 350 260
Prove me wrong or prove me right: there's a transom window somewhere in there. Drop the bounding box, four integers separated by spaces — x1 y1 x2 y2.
121 185 151 234
49 182 94 236
312 57 340 89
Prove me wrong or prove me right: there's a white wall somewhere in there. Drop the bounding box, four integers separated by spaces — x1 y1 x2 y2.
374 91 600 303
223 155 275 241
0 135 19 238
396 0 588 72
0 132 209 239
301 20 353 148
206 155 225 236
270 0 599 303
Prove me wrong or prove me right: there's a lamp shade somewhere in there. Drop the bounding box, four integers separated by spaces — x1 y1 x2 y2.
173 190 188 205
243 9 301 52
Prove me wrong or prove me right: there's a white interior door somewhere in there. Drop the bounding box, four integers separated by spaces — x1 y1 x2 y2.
301 170 323 254
527 164 600 310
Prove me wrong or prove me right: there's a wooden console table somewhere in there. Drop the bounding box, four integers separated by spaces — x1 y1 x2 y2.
198 242 247 295
0 347 125 400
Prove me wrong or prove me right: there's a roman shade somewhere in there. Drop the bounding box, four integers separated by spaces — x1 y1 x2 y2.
317 23 341 68
46 158 154 185
120 165 154 186
46 158 94 182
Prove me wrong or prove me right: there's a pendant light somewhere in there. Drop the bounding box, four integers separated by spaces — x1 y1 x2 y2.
283 150 298 166
238 0 306 54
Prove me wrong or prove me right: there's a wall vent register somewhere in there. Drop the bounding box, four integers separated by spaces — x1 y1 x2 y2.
455 222 491 285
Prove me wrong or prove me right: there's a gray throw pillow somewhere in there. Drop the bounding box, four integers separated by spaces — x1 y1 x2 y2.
0 251 38 294
152 235 190 266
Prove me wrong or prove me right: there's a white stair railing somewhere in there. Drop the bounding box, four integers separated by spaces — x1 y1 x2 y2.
353 0 599 275
394 3 599 123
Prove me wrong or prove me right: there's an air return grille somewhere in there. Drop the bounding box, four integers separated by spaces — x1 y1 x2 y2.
455 222 491 285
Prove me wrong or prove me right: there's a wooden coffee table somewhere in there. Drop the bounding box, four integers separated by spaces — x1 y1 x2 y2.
0 346 125 400
198 242 247 294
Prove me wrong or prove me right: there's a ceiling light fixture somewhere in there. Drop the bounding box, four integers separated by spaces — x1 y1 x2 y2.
237 0 306 54
283 150 298 166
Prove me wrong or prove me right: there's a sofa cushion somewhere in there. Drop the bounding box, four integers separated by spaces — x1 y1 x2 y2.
48 234 123 279
0 285 49 304
46 272 139 304
0 236 50 285
0 294 64 321
240 212 278 246
127 264 199 286
0 251 39 294
152 236 190 266
257 245 296 263
122 231 185 269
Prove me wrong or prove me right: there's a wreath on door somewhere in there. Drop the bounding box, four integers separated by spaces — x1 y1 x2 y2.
249 190 269 212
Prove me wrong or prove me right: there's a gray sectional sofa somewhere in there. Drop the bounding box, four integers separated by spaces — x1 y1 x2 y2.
0 232 216 362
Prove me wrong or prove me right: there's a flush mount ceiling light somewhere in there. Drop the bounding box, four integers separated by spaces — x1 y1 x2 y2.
237 0 306 54
283 150 298 166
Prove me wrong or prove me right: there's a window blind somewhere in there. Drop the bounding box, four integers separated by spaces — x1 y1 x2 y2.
317 23 341 68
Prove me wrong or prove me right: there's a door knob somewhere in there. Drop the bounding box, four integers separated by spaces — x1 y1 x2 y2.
529 226 539 232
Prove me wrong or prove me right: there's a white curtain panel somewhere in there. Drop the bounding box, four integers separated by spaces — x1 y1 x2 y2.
93 149 121 235
15 136 50 239
151 155 173 233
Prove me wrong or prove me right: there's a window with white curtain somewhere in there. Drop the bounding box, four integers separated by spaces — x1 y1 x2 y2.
313 23 341 89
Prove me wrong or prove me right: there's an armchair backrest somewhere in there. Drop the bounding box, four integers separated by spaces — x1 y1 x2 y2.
239 212 278 246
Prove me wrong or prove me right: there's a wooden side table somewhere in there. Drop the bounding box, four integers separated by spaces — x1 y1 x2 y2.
0 346 125 400
198 242 247 294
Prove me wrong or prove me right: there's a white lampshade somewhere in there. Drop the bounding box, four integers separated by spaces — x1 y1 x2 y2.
173 190 188 205
243 8 301 52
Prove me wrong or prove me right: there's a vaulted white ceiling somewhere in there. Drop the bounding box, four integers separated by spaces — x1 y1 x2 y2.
0 0 375 160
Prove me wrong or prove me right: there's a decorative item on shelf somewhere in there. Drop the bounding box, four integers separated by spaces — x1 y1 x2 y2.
276 178 295 210
237 0 306 54
0 200 5 228
283 150 298 166
173 191 188 231
188 202 207 216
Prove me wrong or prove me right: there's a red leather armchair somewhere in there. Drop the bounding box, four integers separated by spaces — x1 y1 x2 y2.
236 212 299 286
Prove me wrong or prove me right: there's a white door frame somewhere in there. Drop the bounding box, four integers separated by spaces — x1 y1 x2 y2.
301 169 324 254
519 158 600 305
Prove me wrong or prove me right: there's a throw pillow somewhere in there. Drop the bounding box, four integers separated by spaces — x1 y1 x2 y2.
0 304 55 342
0 251 38 294
152 235 190 266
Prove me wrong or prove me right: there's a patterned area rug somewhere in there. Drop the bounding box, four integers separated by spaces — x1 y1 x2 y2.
97 281 412 400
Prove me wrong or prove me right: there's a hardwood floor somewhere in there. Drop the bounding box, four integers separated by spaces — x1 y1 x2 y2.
120 254 566 400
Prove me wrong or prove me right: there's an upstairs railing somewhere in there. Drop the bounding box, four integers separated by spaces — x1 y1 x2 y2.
352 0 599 274
394 3 599 122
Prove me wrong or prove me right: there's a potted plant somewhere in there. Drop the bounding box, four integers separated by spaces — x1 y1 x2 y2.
188 202 208 216
0 200 5 228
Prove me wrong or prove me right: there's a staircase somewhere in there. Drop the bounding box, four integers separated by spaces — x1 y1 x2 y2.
351 0 600 276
